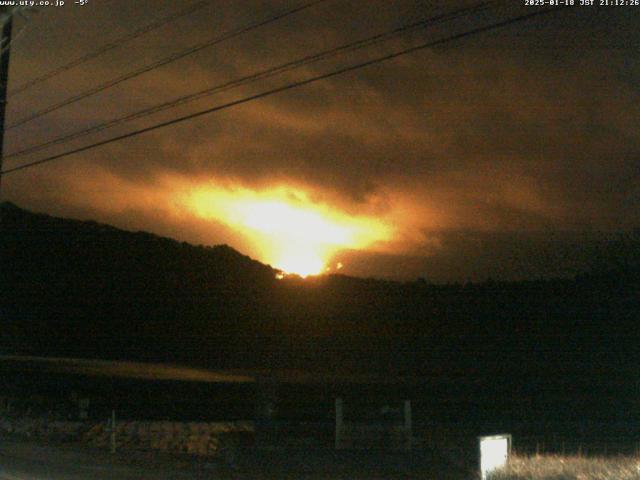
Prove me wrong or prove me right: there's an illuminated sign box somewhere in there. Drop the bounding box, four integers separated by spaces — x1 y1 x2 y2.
478 434 511 480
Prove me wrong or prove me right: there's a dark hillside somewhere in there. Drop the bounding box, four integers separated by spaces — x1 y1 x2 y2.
1 202 277 364
2 202 640 434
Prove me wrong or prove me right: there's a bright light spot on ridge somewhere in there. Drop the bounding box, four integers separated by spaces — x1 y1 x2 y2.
185 184 393 277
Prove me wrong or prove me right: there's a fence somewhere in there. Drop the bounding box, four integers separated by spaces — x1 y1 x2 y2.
334 398 412 451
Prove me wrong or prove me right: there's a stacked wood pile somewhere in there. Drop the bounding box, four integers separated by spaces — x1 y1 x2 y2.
0 416 253 456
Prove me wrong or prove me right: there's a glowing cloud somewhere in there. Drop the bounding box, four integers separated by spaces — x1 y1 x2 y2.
183 184 393 277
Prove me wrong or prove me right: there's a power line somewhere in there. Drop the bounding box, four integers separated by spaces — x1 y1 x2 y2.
8 0 214 97
4 1 493 162
6 0 328 130
0 6 568 177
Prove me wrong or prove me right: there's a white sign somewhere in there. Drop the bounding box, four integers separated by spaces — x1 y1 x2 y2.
478 434 511 480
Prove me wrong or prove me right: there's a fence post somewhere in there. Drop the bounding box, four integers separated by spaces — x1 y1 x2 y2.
403 399 412 451
335 397 343 450
255 375 279 448
110 409 116 454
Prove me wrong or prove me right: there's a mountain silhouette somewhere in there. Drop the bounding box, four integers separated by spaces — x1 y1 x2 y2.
2 202 640 434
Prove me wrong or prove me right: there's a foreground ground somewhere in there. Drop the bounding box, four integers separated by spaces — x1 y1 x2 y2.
4 435 640 479
0 436 216 480
492 453 640 480
0 435 476 480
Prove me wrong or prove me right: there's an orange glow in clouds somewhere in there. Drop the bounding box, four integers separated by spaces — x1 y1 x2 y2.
186 185 393 277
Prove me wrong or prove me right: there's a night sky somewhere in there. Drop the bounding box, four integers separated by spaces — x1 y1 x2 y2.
2 0 639 281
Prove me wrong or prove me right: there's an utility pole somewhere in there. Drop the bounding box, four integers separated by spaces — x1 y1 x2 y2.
0 7 12 197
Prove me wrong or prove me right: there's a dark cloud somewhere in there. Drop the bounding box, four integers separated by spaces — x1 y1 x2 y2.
3 1 639 280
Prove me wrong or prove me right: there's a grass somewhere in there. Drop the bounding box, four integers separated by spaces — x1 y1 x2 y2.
490 453 640 480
